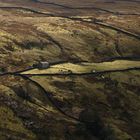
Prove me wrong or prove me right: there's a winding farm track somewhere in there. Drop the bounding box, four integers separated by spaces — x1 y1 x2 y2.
36 31 64 52
0 6 140 40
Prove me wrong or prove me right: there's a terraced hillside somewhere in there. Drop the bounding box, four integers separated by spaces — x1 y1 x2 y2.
0 0 140 140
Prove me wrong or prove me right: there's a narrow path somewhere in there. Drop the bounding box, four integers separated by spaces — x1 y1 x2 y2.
36 31 64 53
114 33 123 57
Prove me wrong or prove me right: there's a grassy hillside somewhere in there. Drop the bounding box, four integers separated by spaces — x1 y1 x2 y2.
0 0 140 140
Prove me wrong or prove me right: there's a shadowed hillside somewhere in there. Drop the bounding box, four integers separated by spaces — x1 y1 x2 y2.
0 0 140 140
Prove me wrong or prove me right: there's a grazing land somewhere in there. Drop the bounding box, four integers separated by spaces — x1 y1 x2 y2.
0 0 140 140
